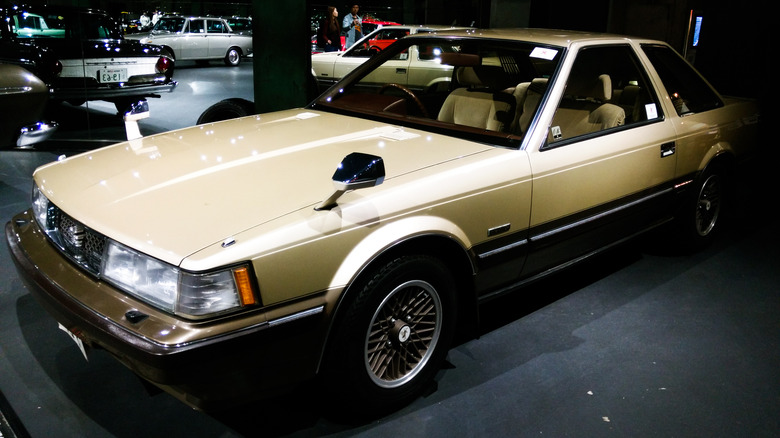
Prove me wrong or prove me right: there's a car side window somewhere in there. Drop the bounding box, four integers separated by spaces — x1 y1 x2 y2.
207 20 225 33
547 45 662 145
16 14 41 31
156 17 185 32
186 20 204 34
641 44 723 116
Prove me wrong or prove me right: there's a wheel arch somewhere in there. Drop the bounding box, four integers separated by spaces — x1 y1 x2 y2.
224 45 243 60
317 230 479 374
160 45 176 59
696 141 738 176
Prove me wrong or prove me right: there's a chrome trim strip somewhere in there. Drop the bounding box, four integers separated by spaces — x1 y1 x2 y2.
0 86 32 95
478 217 673 303
477 238 528 259
531 187 673 242
269 305 325 327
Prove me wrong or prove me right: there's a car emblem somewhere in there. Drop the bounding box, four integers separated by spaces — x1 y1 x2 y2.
67 223 86 249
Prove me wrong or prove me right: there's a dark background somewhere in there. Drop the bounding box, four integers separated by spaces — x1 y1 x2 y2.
15 0 767 105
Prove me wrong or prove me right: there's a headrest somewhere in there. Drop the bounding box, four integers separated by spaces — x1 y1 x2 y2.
456 65 511 89
567 74 612 101
439 52 481 67
528 77 548 94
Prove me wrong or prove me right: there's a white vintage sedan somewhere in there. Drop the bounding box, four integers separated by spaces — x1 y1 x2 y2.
311 25 468 92
126 15 253 66
7 29 759 416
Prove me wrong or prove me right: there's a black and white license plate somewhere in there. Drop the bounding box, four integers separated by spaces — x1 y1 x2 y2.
98 68 127 83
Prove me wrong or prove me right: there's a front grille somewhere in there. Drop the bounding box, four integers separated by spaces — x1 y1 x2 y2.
45 205 107 276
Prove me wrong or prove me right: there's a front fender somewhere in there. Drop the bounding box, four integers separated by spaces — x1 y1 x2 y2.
330 215 472 289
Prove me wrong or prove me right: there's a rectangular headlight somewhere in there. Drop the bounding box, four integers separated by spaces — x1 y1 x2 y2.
103 240 179 312
31 184 52 230
102 240 258 318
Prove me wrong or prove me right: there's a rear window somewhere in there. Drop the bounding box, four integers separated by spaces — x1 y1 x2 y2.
9 10 122 40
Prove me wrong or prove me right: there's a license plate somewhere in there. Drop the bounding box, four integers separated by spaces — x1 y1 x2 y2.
58 323 89 361
98 68 127 83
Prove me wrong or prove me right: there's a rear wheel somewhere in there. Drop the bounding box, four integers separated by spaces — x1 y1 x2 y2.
324 255 457 417
224 47 241 66
675 165 727 250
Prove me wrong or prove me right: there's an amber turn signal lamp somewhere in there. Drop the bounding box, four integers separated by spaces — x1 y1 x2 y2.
233 267 258 306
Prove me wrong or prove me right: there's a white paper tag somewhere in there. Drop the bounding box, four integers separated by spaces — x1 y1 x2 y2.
58 323 89 361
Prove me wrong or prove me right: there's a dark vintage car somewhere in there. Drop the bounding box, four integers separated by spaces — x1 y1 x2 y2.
0 64 57 148
1 6 176 112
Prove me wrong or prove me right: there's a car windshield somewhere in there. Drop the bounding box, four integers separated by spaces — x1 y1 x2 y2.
312 36 563 147
153 16 186 33
8 10 122 40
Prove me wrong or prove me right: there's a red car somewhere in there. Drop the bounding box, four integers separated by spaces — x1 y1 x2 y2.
311 17 400 53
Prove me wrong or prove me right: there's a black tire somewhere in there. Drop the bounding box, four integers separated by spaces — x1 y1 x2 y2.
324 255 457 417
675 165 727 250
224 47 241 66
196 98 255 124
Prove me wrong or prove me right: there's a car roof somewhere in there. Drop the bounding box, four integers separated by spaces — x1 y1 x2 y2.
406 27 658 47
384 24 471 31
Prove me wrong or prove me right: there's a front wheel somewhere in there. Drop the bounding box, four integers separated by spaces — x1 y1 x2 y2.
324 255 457 416
196 98 255 124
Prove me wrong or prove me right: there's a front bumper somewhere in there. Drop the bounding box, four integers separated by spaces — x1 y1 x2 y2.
5 210 327 410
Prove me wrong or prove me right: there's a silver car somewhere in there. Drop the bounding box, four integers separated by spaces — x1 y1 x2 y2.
127 15 253 66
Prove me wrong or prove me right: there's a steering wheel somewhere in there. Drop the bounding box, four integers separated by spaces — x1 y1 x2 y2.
379 83 430 118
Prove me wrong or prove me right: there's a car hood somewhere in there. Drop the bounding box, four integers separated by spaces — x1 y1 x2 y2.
35 109 492 266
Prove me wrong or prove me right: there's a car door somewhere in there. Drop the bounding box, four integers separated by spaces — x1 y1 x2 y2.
181 18 208 59
332 48 384 81
206 19 229 58
523 43 678 277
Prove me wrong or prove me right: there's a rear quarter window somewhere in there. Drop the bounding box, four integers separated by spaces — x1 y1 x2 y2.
641 44 723 116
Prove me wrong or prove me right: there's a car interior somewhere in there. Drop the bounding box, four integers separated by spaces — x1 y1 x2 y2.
318 39 668 150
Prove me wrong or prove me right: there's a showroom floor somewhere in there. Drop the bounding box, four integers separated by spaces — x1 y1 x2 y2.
0 59 777 438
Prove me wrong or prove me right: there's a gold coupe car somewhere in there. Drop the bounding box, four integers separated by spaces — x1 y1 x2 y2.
6 29 759 415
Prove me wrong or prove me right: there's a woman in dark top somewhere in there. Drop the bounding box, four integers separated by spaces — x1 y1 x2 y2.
317 6 341 52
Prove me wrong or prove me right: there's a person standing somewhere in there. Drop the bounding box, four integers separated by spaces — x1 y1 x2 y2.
343 4 362 49
139 11 151 30
317 6 342 52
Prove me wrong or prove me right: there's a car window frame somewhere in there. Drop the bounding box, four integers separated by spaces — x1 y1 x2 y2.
541 43 666 151
640 43 724 117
